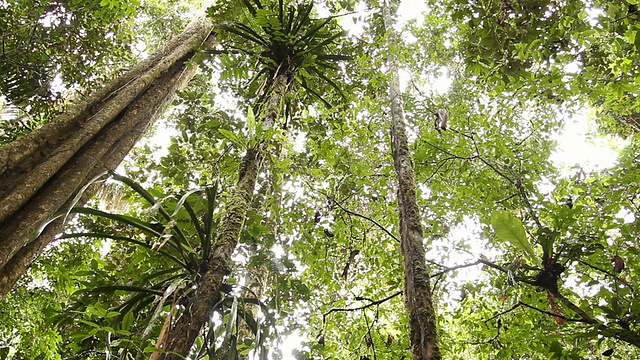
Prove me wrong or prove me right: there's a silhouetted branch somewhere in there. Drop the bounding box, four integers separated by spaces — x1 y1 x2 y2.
325 194 400 243
485 301 587 324
323 291 403 322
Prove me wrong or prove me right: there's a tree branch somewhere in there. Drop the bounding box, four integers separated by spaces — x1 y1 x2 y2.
484 301 588 324
548 290 598 325
326 195 400 243
467 134 543 228
323 291 403 325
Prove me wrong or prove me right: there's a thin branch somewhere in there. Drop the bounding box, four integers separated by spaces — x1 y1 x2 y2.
468 134 543 228
484 301 588 324
323 291 403 324
478 258 539 286
574 259 633 299
484 302 521 323
549 290 598 325
519 301 585 323
495 193 518 204
362 305 378 360
577 259 615 278
430 260 482 278
612 8 639 23
428 258 541 288
421 140 478 161
327 195 400 243
422 158 451 182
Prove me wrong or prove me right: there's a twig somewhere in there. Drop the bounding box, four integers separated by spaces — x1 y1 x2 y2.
495 193 518 204
323 291 403 323
362 306 378 360
427 258 540 286
484 301 586 324
549 290 598 325
422 140 477 161
577 259 615 278
612 8 639 23
430 260 483 278
326 195 400 243
423 157 457 182
468 134 543 228
484 302 521 323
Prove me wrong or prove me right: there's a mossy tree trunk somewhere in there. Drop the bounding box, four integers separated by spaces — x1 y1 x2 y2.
0 14 214 300
158 74 290 359
383 2 441 359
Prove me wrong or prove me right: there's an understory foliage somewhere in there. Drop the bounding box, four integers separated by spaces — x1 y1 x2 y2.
4 0 640 359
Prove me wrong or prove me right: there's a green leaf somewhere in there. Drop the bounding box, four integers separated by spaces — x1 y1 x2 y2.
247 106 256 139
77 319 101 329
490 210 536 261
219 129 247 149
121 312 134 331
549 341 563 358
634 30 640 50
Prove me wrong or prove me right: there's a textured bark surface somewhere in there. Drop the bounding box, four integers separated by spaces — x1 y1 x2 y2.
0 14 213 300
383 3 441 359
159 74 289 359
160 148 263 359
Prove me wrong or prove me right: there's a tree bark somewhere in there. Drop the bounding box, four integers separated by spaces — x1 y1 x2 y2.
383 3 441 359
0 13 214 300
158 74 290 359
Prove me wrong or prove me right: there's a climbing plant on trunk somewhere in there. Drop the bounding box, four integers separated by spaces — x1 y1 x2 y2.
0 11 215 299
382 1 441 359
147 0 348 357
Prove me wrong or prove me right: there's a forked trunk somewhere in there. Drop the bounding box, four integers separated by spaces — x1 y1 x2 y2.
383 2 441 359
158 74 290 359
0 13 214 299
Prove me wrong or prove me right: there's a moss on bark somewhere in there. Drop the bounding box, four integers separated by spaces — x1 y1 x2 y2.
383 2 441 359
0 14 213 300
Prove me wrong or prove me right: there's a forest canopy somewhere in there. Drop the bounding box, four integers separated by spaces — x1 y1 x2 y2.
2 0 640 359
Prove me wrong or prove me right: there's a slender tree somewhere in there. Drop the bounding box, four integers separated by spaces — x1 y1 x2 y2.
383 2 441 359
0 11 215 299
158 81 279 359
154 1 347 357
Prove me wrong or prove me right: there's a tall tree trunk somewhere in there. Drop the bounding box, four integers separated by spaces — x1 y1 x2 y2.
158 74 291 359
0 13 214 300
383 3 441 359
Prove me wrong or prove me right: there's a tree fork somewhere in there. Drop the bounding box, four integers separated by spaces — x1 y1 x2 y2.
383 2 441 359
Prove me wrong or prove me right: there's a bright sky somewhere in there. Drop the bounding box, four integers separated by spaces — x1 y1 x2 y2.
552 110 624 172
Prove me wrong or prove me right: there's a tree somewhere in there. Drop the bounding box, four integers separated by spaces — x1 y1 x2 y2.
158 0 348 355
382 1 440 358
6 0 640 359
31 1 349 357
0 0 140 119
0 8 215 299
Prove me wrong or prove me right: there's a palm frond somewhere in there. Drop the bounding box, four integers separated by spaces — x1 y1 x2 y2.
284 5 296 34
217 22 270 48
291 3 314 35
59 232 187 269
299 79 332 108
294 17 334 47
308 66 347 100
306 31 346 55
242 0 260 15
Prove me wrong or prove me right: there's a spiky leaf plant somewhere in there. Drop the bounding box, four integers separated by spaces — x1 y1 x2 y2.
54 173 274 358
212 0 350 109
